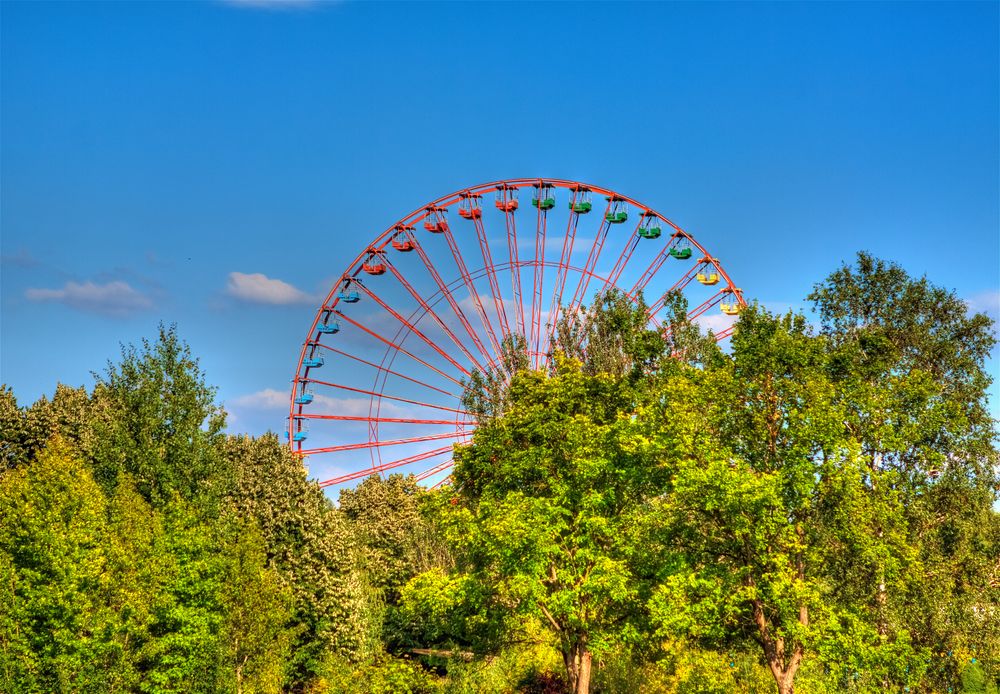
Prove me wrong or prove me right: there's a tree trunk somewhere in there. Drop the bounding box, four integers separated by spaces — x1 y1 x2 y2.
576 648 592 694
562 642 592 694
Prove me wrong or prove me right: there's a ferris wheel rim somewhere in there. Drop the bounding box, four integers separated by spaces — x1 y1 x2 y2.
288 178 747 488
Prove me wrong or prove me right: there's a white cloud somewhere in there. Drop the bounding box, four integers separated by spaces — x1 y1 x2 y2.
25 280 153 317
227 388 414 419
692 312 738 335
220 0 318 8
967 290 1000 319
226 272 313 305
228 388 289 410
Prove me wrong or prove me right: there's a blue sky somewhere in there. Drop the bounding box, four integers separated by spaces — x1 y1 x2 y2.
2 1 998 461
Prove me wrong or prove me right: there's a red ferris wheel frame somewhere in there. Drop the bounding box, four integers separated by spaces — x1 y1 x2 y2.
288 178 747 489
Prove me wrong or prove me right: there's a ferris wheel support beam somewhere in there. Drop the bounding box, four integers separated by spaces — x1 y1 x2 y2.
317 445 457 486
317 343 462 400
381 255 492 375
332 310 465 388
469 212 511 344
354 279 474 378
401 228 499 372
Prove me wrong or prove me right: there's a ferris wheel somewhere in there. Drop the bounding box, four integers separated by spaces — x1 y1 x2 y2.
288 178 745 491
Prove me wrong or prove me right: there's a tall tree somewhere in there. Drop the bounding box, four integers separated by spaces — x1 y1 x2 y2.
808 252 1000 684
90 323 227 506
651 307 927 694
441 293 673 694
222 434 378 683
0 440 130 692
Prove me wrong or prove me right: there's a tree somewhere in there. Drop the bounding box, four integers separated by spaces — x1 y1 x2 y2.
222 434 378 683
339 474 450 604
0 440 130 692
216 521 296 694
442 293 674 694
90 323 227 507
651 307 928 694
808 252 1000 685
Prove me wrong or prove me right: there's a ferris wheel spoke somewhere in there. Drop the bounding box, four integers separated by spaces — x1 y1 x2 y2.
317 446 456 487
317 344 462 400
529 191 548 368
404 224 500 371
469 211 511 343
647 257 702 316
684 288 727 322
430 474 453 490
545 188 584 352
564 198 614 319
353 280 473 378
499 186 527 339
415 458 454 482
308 378 470 415
627 230 685 301
381 254 492 375
302 429 469 456
438 198 503 357
599 213 646 293
333 310 465 388
298 413 475 426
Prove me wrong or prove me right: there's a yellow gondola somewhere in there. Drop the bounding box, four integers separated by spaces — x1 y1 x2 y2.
720 298 741 315
696 267 720 285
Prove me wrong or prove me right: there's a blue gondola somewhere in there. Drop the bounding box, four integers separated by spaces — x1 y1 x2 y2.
295 392 314 405
338 291 360 303
318 321 340 334
302 356 324 368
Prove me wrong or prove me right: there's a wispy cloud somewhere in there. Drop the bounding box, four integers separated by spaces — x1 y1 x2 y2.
966 290 1000 320
228 388 411 418
25 280 154 317
1 248 39 268
226 272 313 305
220 0 320 9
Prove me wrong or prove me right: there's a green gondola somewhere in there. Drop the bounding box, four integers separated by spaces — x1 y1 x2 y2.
638 226 661 239
570 201 592 213
669 246 693 260
532 196 556 210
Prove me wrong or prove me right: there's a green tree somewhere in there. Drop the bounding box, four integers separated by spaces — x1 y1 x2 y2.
808 253 1000 685
446 292 672 694
651 307 928 694
216 521 296 694
90 323 227 507
339 474 451 604
0 440 129 692
222 434 378 684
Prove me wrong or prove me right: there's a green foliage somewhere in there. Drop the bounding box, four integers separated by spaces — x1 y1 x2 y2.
223 433 379 679
316 654 438 694
90 323 227 507
0 440 124 692
1 256 997 694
